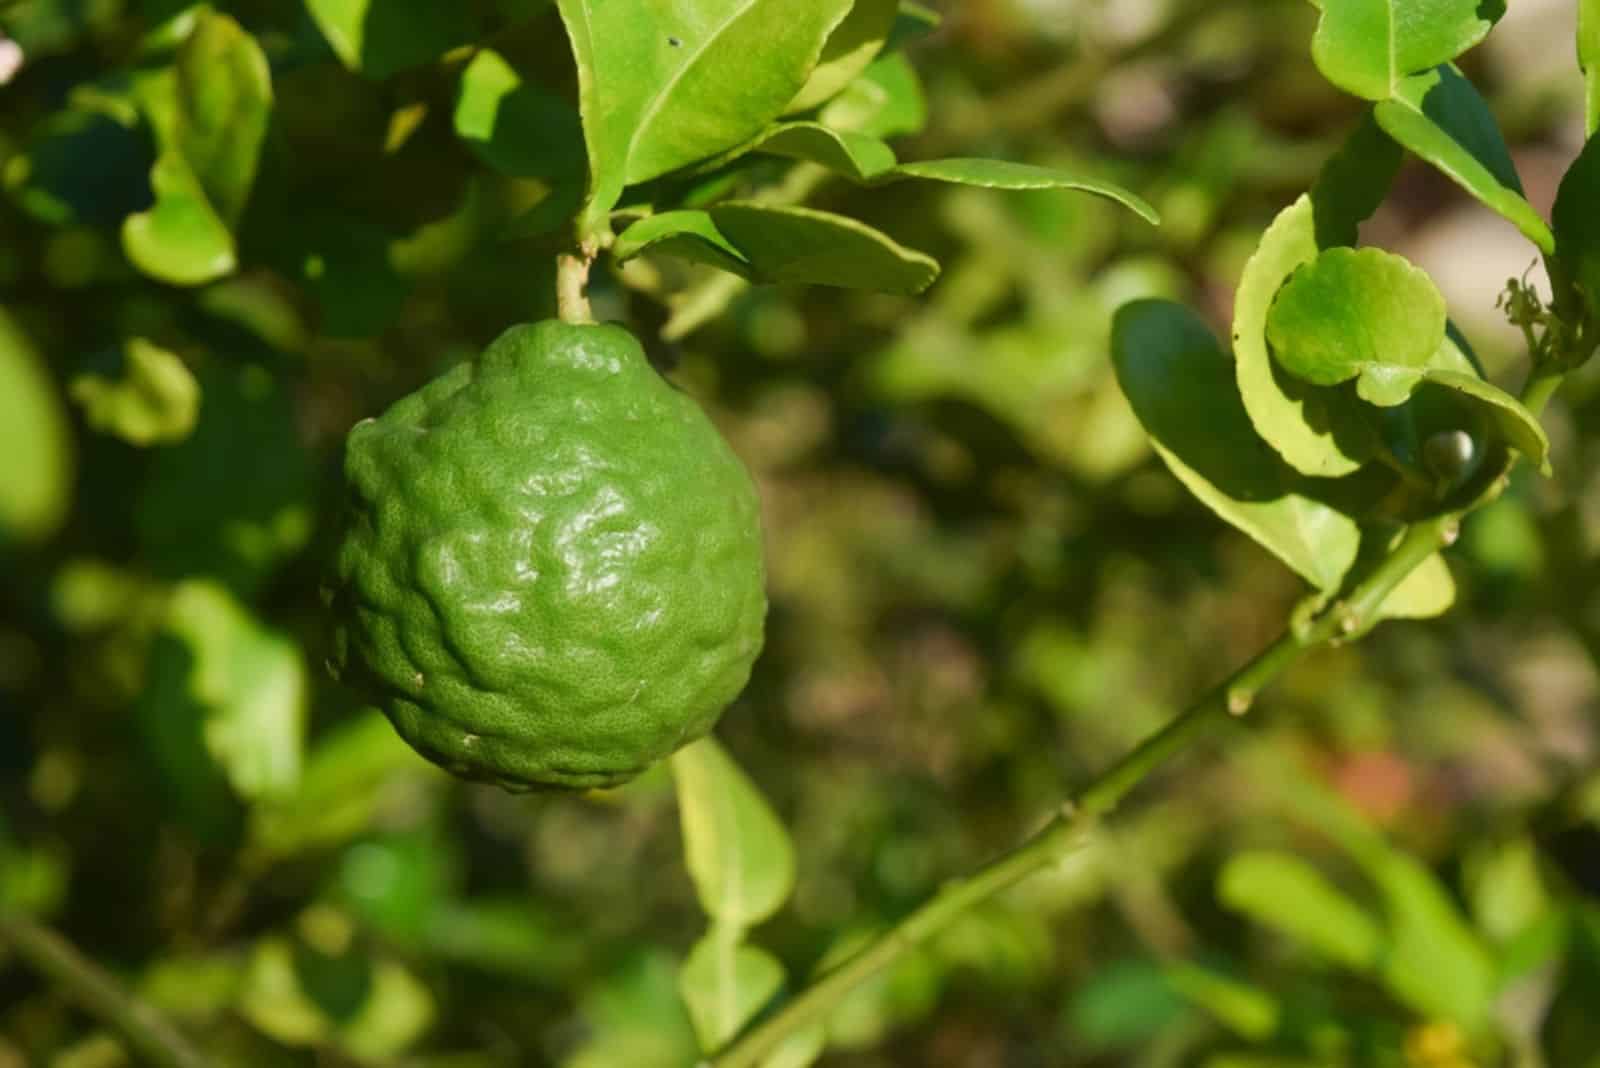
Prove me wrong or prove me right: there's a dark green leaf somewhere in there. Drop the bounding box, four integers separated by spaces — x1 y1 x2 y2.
1112 299 1361 590
453 49 586 182
1310 0 1503 101
1374 66 1554 253
1310 111 1403 247
1554 133 1600 320
1232 196 1377 477
885 2 941 50
557 0 855 230
305 0 477 79
789 0 899 113
615 204 940 294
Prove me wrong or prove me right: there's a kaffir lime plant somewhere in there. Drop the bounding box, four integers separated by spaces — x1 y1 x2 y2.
329 321 766 791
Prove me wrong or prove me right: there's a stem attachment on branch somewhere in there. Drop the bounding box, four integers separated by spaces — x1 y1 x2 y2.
557 245 597 325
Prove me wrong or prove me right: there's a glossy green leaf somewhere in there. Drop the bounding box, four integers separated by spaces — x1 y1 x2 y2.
1266 247 1446 404
788 0 899 113
1309 111 1404 247
558 0 854 229
1112 300 1360 591
174 12 271 225
1233 196 1376 477
877 159 1158 224
453 49 586 182
615 203 940 294
306 0 476 79
0 308 74 543
1310 0 1503 101
160 580 306 801
1374 66 1554 254
1554 133 1600 320
1583 0 1600 136
1218 851 1383 970
819 52 926 139
70 338 200 446
678 931 786 1051
671 737 796 930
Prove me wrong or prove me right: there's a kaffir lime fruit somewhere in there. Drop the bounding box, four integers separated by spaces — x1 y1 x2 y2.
329 321 766 791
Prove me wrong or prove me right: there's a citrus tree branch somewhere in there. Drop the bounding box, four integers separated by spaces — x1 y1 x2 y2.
709 352 1572 1068
557 246 597 325
0 910 207 1068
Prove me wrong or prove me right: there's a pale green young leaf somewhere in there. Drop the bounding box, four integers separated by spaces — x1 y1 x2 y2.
1376 551 1456 620
1218 851 1384 970
671 737 797 930
615 204 940 294
678 931 786 1052
174 12 271 225
1582 0 1599 136
122 148 237 285
305 0 476 79
877 159 1158 223
1266 247 1447 404
1112 300 1361 592
1232 196 1376 478
0 308 73 543
788 0 899 113
1163 962 1280 1041
557 0 854 231
1310 0 1503 101
1374 66 1554 254
1370 852 1497 1027
70 338 200 446
759 1024 826 1068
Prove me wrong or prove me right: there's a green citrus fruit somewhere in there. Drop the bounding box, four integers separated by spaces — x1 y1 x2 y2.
330 320 766 791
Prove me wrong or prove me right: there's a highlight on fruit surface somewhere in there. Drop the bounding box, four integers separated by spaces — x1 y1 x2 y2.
327 320 767 791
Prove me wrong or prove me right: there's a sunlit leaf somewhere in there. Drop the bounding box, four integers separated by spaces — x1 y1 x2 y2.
306 0 476 79
1218 851 1383 970
0 307 73 543
788 0 899 113
678 930 786 1051
671 737 796 930
1583 0 1600 136
453 49 586 182
70 338 200 446
819 52 926 139
1310 0 1503 101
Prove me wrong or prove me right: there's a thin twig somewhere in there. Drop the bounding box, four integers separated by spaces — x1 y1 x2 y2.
0 911 207 1068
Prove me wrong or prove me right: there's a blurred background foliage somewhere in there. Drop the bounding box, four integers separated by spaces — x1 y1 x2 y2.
2 0 1600 1065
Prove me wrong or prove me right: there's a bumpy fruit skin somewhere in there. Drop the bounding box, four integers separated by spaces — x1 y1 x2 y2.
330 321 766 791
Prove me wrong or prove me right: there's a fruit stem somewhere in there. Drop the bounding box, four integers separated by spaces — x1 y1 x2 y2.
0 910 208 1068
557 245 597 325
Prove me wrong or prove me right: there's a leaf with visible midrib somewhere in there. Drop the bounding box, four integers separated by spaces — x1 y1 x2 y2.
558 0 854 230
1311 0 1503 101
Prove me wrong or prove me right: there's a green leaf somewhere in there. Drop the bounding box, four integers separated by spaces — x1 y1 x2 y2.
174 12 271 225
1376 551 1456 620
1374 66 1554 254
161 580 307 801
1309 111 1404 247
678 930 786 1051
1369 851 1497 1027
1217 851 1383 970
818 52 926 139
1233 196 1376 478
788 0 899 113
70 338 200 446
557 0 855 230
1163 962 1280 1041
1111 299 1361 591
670 737 796 930
121 14 271 286
1583 0 1600 137
886 2 941 50
1310 0 1503 101
305 0 476 79
759 1025 826 1068
722 121 899 180
453 49 586 182
0 307 73 543
1266 247 1447 405
877 159 1158 224
615 203 940 294
1554 133 1600 321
